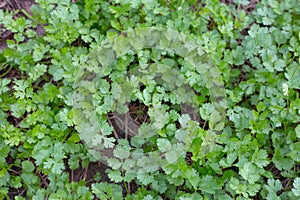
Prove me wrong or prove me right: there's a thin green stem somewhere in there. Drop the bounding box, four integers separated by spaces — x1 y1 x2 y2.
0 64 13 78
122 169 129 194
16 9 33 21
0 61 8 70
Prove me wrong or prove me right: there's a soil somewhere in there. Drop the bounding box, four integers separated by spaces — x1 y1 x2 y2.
0 0 36 50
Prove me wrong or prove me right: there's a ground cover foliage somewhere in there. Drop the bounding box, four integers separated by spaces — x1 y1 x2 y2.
0 0 300 199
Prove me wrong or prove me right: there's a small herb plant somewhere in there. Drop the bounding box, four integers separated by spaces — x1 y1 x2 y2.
0 0 299 199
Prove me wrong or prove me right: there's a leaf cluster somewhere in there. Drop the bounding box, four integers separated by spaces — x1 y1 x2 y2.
0 0 299 199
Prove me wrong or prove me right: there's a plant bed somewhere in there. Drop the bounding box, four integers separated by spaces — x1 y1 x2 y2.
0 0 299 199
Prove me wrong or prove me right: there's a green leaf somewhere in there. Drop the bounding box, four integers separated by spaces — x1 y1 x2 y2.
234 0 250 6
165 143 185 164
113 139 131 159
107 158 122 170
228 177 260 198
29 64 48 81
68 155 80 170
184 168 200 190
178 114 191 129
67 132 81 143
272 148 294 170
239 162 261 184
157 138 172 152
0 78 11 95
43 158 65 174
295 125 300 139
32 44 50 62
178 192 203 200
137 172 154 185
107 169 123 182
11 176 22 189
265 179 282 200
198 175 221 194
251 149 270 168
22 161 35 173
92 182 123 199
292 177 300 196
141 195 153 200
13 79 29 99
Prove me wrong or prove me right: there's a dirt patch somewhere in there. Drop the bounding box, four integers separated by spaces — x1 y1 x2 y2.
0 0 36 50
0 0 34 12
220 0 260 14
